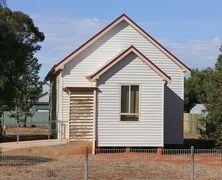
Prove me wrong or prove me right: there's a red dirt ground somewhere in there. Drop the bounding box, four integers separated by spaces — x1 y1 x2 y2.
0 143 221 179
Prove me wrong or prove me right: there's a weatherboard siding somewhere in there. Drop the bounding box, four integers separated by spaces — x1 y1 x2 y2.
62 90 70 139
50 72 69 140
61 20 184 144
97 53 164 147
56 73 62 139
62 21 183 97
49 76 57 138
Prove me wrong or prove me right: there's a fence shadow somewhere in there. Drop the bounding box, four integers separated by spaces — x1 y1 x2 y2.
0 155 55 167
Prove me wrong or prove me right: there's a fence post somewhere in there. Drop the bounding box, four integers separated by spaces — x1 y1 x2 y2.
48 121 51 140
16 120 19 143
84 147 88 180
191 146 194 180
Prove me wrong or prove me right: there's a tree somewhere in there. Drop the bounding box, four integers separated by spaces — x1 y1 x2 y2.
11 57 44 127
184 46 222 147
202 47 222 147
184 68 213 112
0 0 6 8
0 7 44 134
0 8 44 105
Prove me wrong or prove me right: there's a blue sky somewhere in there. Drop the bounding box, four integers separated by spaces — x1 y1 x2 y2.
8 0 222 85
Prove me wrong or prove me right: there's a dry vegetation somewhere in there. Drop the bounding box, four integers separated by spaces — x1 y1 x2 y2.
0 143 221 180
1 127 49 142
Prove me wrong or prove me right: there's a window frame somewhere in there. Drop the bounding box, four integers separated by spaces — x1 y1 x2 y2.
119 84 141 122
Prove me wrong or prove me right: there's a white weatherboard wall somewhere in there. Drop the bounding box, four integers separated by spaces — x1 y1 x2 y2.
57 73 62 139
97 53 164 147
51 72 70 140
62 90 70 139
62 20 184 144
63 20 183 96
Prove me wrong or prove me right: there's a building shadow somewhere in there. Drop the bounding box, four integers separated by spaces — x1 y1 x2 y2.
165 138 214 149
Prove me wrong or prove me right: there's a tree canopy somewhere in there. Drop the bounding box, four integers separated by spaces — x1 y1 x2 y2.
185 47 222 147
202 52 222 147
184 68 213 112
0 0 6 8
0 8 44 107
0 7 45 133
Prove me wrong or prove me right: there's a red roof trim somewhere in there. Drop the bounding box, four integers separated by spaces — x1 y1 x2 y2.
132 46 171 81
123 14 191 72
87 46 133 80
45 14 126 81
45 14 190 81
87 45 171 82
57 14 125 67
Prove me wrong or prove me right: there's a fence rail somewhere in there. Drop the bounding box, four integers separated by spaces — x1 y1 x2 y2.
0 145 221 180
0 119 66 143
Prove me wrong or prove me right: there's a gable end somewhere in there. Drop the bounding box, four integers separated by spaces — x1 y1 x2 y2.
45 14 190 81
86 45 171 83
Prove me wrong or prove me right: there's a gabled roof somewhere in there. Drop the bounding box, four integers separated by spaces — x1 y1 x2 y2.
86 46 171 83
190 103 207 115
45 14 191 81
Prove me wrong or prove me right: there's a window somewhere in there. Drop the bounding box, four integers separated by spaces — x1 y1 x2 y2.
120 85 139 121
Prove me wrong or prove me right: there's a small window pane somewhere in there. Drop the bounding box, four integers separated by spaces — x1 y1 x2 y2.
121 115 138 121
130 85 139 113
121 86 129 113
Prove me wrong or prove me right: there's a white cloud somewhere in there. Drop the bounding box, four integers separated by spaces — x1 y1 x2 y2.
31 14 105 88
161 37 221 69
32 14 104 66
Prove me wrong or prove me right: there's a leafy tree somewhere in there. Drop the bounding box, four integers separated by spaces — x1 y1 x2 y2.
0 0 6 8
0 8 44 105
202 48 222 147
10 58 44 127
184 46 222 147
0 7 44 133
184 68 213 112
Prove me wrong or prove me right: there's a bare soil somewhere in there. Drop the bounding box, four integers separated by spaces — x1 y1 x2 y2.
0 143 221 180
0 127 49 143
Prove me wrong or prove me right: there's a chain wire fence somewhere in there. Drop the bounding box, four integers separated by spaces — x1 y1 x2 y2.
0 145 221 180
0 120 64 143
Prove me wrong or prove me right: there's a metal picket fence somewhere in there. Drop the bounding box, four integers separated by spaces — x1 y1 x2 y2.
0 145 221 180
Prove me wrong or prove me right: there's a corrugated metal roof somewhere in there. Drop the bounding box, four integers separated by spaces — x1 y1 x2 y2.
190 104 207 115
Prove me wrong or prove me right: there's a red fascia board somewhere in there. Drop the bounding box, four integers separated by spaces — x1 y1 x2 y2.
132 46 171 81
45 14 127 81
89 46 134 80
45 13 190 81
89 45 171 82
123 14 191 72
